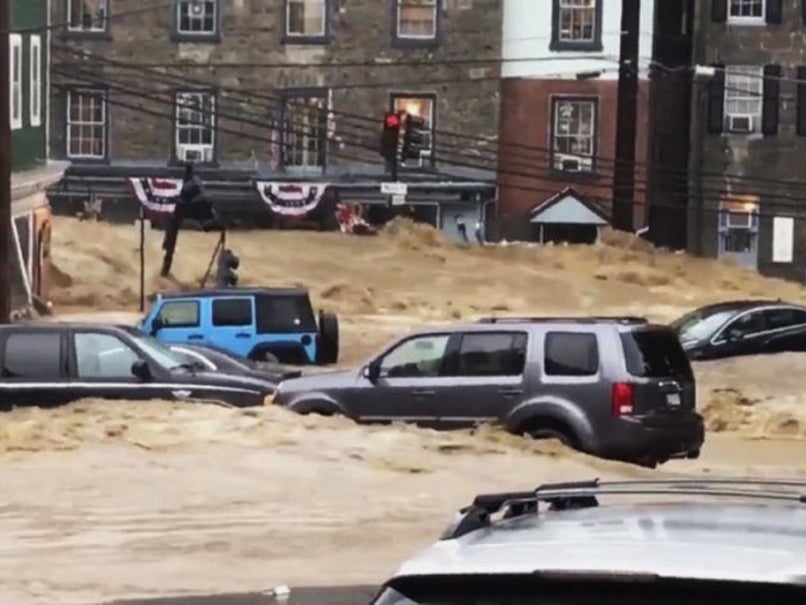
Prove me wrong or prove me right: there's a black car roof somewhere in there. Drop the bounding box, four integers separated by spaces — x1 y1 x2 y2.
692 299 798 315
159 287 309 299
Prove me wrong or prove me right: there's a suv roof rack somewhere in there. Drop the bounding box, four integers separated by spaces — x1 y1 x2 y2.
477 316 649 325
439 478 806 540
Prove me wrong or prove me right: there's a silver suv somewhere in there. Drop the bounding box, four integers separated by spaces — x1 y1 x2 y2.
271 316 704 467
369 479 806 604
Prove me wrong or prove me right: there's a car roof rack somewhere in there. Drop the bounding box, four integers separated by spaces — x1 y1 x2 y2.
477 316 649 325
439 478 806 540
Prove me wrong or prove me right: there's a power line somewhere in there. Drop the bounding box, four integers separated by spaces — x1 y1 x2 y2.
54 44 806 195
51 68 806 221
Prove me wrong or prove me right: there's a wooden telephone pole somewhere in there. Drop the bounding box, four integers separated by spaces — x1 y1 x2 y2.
0 0 11 323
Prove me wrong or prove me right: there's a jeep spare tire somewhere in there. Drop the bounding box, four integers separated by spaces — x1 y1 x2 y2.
317 311 339 365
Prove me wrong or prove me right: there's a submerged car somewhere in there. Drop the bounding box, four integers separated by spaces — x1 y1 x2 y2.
671 300 806 360
166 342 302 383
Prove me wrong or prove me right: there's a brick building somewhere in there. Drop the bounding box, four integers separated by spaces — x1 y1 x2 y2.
47 0 500 240
689 0 806 282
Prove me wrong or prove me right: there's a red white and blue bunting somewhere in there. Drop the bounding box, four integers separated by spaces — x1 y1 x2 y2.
129 177 183 215
255 182 331 217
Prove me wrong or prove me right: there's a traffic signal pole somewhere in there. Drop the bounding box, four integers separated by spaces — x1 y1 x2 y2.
0 0 12 323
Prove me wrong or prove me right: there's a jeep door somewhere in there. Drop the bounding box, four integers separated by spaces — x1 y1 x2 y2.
348 333 456 427
437 331 530 428
206 296 256 357
151 298 205 345
0 329 74 409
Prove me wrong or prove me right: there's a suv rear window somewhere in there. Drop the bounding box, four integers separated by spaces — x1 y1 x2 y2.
255 295 317 333
621 329 693 379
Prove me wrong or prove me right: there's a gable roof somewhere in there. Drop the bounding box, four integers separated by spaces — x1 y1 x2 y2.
529 187 610 225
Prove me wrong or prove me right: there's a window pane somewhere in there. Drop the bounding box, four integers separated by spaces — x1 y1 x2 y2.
2 332 62 378
454 332 527 377
211 298 253 327
544 332 599 376
178 0 217 33
558 0 596 42
380 334 450 378
287 0 325 35
74 333 140 379
398 0 437 37
282 94 328 167
158 301 200 327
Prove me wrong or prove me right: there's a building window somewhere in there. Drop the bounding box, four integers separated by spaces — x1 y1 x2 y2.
175 0 219 38
551 97 596 173
395 0 438 41
281 92 329 169
9 34 21 130
175 91 216 163
66 89 107 159
724 66 763 134
729 0 764 22
285 0 327 40
30 36 42 128
67 0 108 32
391 94 435 163
551 0 602 51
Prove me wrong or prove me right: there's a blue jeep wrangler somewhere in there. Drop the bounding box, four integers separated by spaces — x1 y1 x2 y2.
137 287 338 365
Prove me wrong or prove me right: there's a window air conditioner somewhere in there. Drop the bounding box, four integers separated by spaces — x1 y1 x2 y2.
726 210 753 228
556 153 592 172
727 114 753 133
177 144 213 162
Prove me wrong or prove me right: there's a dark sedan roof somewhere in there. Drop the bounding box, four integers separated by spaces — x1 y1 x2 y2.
690 299 800 315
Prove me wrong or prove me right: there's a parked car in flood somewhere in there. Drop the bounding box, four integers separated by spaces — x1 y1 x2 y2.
671 300 806 361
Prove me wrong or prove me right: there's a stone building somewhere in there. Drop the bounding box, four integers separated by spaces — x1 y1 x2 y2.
48 0 500 240
689 0 806 282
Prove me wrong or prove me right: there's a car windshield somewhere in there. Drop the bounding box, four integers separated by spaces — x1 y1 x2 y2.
371 576 806 604
132 333 193 370
670 309 737 342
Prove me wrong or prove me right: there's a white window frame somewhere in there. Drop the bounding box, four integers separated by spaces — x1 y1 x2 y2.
29 36 42 128
281 91 330 170
396 0 437 40
9 34 21 130
67 0 108 32
66 89 107 159
175 0 219 36
285 0 327 38
551 97 596 172
175 91 216 163
728 0 765 25
724 66 763 134
557 0 597 43
391 94 435 165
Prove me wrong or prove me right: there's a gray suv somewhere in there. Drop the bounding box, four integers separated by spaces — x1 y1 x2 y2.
368 478 806 604
270 316 704 466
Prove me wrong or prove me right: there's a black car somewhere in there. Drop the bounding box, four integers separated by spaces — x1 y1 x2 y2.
166 342 302 382
271 316 703 467
0 323 277 411
670 300 806 360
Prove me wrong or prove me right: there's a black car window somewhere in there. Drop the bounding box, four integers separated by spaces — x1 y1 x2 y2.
380 334 450 378
157 300 200 328
74 333 140 379
453 332 527 377
544 332 599 376
255 294 318 334
2 332 62 378
621 329 693 379
721 310 766 339
212 298 252 327
764 307 806 330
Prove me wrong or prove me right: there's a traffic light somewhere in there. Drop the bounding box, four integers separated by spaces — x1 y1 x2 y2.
401 114 429 161
379 112 402 162
215 248 239 287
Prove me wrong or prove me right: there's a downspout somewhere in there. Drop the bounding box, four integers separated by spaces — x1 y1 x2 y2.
45 0 51 160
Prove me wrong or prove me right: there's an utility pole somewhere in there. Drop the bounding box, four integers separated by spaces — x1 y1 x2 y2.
0 0 11 323
611 0 641 233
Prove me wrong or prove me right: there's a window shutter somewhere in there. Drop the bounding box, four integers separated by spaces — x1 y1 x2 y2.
802 0 806 25
766 0 783 24
762 64 781 137
797 66 806 136
711 0 727 22
707 65 726 134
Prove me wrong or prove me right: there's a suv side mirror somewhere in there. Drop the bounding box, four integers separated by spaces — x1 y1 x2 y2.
363 360 381 382
150 317 163 336
131 360 152 381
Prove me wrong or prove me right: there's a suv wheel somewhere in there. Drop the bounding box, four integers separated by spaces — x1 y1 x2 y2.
523 423 579 450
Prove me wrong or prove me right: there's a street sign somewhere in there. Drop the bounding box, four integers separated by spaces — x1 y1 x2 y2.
390 194 406 206
381 182 407 195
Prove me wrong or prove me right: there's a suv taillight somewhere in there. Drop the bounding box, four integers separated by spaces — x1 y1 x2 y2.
611 382 635 417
